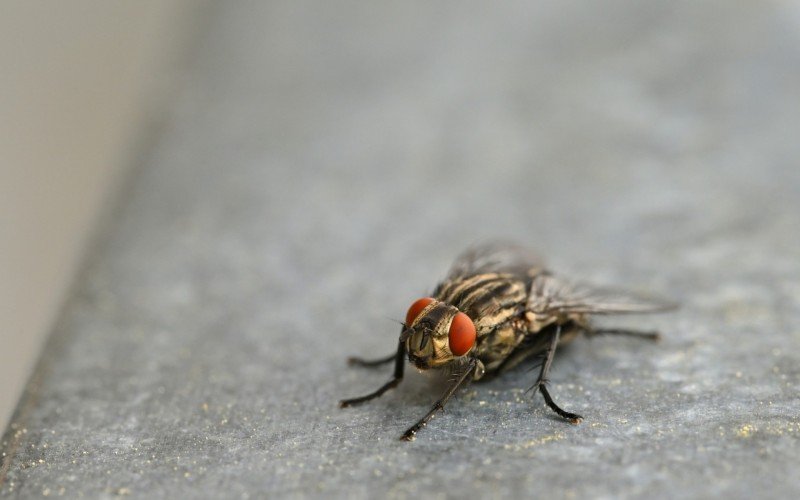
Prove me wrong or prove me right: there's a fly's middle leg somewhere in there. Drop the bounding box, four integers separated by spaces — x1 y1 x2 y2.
529 325 583 424
347 352 396 367
339 340 405 408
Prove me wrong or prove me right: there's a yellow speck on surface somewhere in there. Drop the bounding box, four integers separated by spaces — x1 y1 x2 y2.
737 424 756 438
503 432 565 451
761 420 799 436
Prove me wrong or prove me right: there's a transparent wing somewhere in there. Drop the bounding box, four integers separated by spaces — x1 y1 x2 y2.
446 242 545 280
528 274 678 315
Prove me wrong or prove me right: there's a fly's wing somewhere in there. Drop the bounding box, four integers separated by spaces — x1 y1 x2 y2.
445 242 545 280
528 274 678 316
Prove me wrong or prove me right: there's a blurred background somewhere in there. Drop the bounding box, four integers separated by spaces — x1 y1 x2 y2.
1 1 799 497
0 1 205 430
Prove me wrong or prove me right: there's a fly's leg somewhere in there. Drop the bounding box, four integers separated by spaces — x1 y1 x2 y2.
401 358 477 441
587 327 661 342
340 340 405 407
347 352 396 367
529 325 583 424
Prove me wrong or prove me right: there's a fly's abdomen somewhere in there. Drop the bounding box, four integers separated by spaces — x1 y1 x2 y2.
474 322 525 371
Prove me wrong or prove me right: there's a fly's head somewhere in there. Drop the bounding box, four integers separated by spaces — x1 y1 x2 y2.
402 297 476 370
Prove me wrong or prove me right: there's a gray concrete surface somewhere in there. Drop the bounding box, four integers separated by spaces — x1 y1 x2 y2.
2 1 800 498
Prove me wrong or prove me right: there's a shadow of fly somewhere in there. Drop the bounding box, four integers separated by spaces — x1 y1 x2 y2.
340 243 677 441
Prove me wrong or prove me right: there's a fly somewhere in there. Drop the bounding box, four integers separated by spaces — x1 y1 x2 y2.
340 243 677 441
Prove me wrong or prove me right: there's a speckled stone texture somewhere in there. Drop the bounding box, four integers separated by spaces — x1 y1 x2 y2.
3 1 800 498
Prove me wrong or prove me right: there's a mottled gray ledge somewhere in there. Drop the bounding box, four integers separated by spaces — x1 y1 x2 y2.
3 1 800 498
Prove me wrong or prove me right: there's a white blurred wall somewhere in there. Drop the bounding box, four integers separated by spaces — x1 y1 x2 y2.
0 1 204 430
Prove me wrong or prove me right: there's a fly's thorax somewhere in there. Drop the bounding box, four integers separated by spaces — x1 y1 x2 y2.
404 300 462 370
437 273 528 332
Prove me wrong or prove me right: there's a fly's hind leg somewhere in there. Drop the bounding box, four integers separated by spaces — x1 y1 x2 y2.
586 327 661 342
529 325 583 424
401 358 478 441
340 340 405 408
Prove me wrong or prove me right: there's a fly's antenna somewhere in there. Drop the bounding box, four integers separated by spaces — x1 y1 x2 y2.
399 325 415 342
385 317 406 327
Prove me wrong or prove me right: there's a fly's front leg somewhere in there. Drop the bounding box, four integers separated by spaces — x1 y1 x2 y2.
401 358 478 441
347 352 396 367
529 325 583 424
340 340 405 408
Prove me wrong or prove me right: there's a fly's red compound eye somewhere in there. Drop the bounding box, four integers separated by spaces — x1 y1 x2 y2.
406 297 435 326
448 312 476 356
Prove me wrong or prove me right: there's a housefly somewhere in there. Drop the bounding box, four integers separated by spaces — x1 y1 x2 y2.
340 243 677 441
